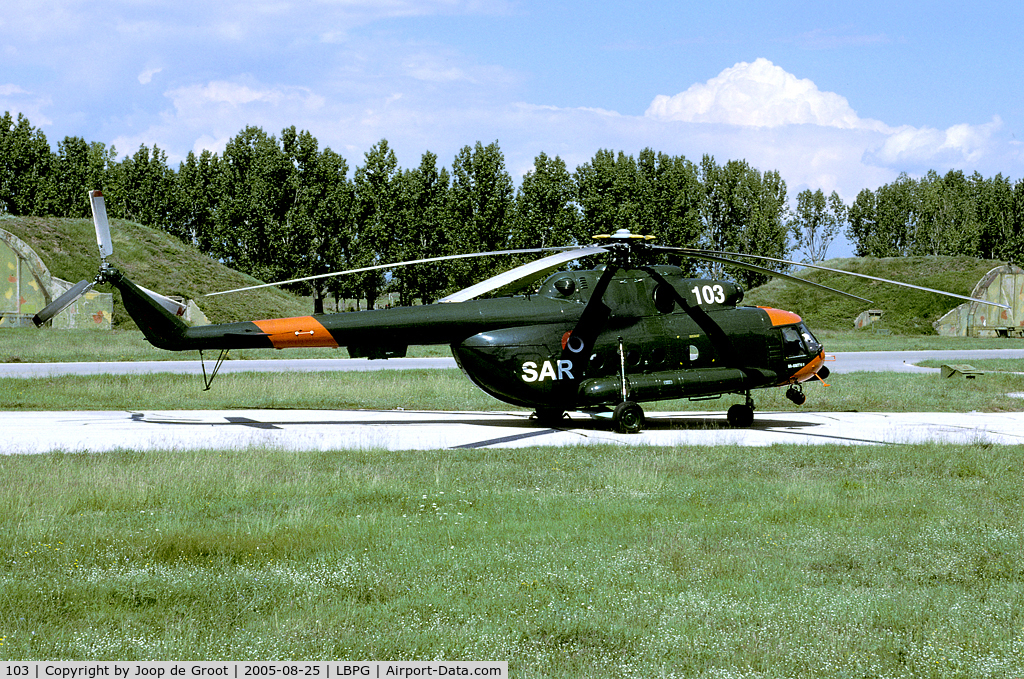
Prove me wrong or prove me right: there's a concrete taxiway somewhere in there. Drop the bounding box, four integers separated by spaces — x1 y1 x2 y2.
3 349 1022 452
3 409 1023 454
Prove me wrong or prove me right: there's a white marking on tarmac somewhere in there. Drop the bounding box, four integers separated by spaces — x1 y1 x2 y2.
4 409 1024 454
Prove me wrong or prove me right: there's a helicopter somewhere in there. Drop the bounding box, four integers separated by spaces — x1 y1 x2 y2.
33 190 1008 433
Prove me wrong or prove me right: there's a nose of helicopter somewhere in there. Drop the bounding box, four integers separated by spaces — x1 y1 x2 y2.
788 350 827 384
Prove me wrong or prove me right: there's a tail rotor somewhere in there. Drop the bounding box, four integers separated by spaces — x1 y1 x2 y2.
32 190 113 326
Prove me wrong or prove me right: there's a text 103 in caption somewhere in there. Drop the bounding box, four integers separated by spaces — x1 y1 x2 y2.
1 663 506 679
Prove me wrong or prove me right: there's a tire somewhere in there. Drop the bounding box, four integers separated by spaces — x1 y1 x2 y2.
727 403 754 428
613 401 645 434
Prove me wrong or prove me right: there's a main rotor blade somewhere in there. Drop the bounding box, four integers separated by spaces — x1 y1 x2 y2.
665 247 1011 310
438 246 607 303
652 247 872 304
32 279 95 326
204 245 584 297
557 258 622 379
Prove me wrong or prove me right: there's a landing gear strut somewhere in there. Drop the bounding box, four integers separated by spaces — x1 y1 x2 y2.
610 335 645 434
726 392 755 428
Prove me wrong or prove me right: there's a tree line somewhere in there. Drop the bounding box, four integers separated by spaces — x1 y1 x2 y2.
3 111 1022 309
845 170 1024 261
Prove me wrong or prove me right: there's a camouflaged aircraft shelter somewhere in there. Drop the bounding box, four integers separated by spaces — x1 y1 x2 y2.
0 225 112 329
934 264 1024 337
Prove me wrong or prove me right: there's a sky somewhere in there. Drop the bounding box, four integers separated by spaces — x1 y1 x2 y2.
3 0 1023 257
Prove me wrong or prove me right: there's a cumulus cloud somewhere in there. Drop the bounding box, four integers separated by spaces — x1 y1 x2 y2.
106 79 332 161
138 67 162 85
645 58 888 132
0 84 29 96
0 83 53 126
60 46 1018 244
168 80 326 113
871 116 1004 166
642 59 1013 195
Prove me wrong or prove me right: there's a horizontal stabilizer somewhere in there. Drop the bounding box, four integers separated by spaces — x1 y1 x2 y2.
138 284 187 317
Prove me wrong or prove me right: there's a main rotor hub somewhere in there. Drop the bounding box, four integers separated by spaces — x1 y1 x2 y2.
593 229 655 268
593 228 655 243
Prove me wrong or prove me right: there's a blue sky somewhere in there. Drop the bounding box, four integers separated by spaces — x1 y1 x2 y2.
3 0 1023 243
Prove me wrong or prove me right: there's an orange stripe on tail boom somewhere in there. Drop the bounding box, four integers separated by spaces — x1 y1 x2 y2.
252 316 339 349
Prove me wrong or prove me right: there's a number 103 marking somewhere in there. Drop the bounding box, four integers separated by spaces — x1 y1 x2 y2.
691 284 725 305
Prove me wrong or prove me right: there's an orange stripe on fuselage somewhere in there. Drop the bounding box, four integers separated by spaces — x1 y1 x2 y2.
252 316 339 349
759 307 802 327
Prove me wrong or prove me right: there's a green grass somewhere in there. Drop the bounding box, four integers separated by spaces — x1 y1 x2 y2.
2 443 1023 676
0 370 492 411
812 329 1024 352
2 366 1023 414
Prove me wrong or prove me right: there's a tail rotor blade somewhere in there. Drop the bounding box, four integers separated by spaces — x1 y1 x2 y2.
32 279 95 326
89 190 113 260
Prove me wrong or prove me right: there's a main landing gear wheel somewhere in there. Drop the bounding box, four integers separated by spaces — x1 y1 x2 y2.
613 401 645 434
727 403 755 428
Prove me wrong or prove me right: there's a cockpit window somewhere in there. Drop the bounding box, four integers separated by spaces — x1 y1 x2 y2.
781 323 822 358
799 324 822 355
781 326 804 358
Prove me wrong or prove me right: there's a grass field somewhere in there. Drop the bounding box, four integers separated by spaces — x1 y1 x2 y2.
3 366 1024 415
3 442 1024 676
3 329 1024 674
